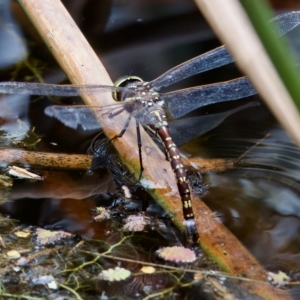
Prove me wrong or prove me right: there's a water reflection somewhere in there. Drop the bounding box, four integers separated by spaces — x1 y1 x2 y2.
1 169 118 239
201 124 300 269
0 0 27 68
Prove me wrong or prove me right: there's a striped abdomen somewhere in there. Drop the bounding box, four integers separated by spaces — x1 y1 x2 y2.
148 107 199 242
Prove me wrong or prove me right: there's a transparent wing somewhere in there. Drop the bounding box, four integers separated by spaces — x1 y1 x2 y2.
163 76 254 118
169 102 259 146
149 11 300 90
0 81 135 97
45 106 102 130
45 101 160 131
271 11 300 38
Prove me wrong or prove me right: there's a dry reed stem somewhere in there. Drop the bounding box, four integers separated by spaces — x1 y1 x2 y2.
194 0 300 148
16 0 183 226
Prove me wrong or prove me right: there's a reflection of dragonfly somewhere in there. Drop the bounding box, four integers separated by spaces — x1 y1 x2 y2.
0 11 298 242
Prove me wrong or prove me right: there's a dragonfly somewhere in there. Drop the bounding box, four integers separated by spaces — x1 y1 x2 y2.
0 11 299 243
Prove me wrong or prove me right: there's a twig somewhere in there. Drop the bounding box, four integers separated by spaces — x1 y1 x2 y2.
0 148 235 172
0 148 91 170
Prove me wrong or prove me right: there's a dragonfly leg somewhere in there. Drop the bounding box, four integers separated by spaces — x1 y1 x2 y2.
106 111 144 180
106 107 126 118
135 121 144 180
90 131 105 154
109 114 145 179
109 113 132 141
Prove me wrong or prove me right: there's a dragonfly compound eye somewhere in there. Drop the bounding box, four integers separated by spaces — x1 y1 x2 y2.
113 76 143 101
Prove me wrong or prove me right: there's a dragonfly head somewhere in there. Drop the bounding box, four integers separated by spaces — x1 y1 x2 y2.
113 76 143 101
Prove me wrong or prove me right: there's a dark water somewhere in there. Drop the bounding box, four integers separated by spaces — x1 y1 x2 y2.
1 0 300 298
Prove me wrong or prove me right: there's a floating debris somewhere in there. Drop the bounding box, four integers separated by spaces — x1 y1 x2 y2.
48 279 58 290
14 230 31 238
121 185 132 198
0 175 13 187
93 207 111 222
141 266 155 274
13 266 21 272
156 246 196 263
32 275 58 289
267 271 290 287
6 250 21 259
194 273 204 281
7 166 43 180
0 175 13 204
16 257 30 266
0 235 5 248
98 266 131 282
34 228 73 246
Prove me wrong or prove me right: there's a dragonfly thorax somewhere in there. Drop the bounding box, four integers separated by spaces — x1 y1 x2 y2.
128 81 161 104
113 76 162 109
